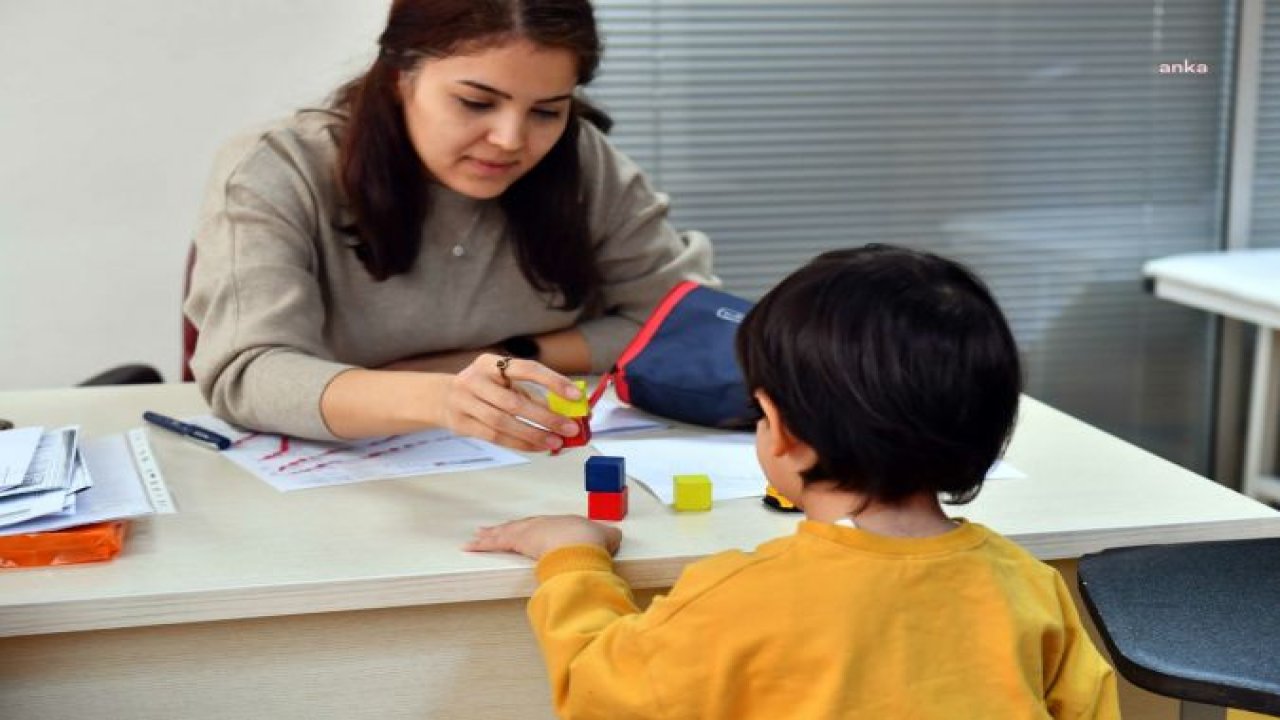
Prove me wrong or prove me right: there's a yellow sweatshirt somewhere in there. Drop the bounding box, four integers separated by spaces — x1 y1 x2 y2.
529 519 1119 720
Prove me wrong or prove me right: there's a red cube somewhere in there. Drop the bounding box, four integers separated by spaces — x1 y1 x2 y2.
588 487 628 521
552 415 592 455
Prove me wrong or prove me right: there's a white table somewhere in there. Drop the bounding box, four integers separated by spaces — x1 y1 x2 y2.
1144 249 1280 502
1 384 1278 720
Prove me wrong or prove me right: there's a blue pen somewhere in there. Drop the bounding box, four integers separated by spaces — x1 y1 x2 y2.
143 411 232 451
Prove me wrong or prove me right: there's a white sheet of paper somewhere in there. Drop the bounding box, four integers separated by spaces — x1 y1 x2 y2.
592 434 766 504
0 426 44 491
0 434 163 536
190 415 530 492
593 435 1027 505
0 486 72 529
53 449 96 516
986 459 1026 480
0 426 79 499
590 396 667 436
69 450 94 492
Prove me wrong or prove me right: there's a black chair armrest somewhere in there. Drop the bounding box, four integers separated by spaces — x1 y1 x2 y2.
78 364 163 387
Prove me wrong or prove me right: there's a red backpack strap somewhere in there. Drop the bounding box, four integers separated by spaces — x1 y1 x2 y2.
588 370 613 409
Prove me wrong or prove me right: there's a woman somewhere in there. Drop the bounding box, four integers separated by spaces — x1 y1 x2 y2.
185 0 715 451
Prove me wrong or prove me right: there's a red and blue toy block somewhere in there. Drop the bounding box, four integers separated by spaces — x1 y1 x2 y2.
559 416 592 451
585 456 626 492
549 380 592 455
588 486 629 522
586 455 628 521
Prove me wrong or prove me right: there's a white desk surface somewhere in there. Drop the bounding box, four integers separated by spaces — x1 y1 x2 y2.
1 383 1278 638
1144 248 1280 327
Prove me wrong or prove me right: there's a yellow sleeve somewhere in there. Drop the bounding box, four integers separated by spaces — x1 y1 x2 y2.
527 545 665 720
1044 576 1122 720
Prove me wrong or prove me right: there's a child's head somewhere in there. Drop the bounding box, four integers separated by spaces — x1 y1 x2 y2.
736 244 1022 505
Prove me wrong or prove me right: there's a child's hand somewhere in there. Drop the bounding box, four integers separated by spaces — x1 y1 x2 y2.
465 515 623 560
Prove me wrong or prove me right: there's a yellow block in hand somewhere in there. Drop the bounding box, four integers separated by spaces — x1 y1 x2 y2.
548 380 590 418
673 474 713 512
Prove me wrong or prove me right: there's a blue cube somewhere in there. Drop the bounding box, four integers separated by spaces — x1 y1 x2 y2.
585 456 626 493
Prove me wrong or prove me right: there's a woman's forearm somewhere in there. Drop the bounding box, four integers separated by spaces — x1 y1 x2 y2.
320 368 450 439
379 328 593 376
381 348 499 373
532 327 592 375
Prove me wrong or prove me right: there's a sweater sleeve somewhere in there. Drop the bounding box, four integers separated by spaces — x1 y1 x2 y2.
576 124 718 372
528 545 665 720
184 132 353 440
1044 575 1122 720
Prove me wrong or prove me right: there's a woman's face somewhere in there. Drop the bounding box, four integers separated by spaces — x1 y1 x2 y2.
400 38 578 199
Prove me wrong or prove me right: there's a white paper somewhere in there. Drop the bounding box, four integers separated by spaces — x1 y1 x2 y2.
69 449 94 492
986 459 1026 480
590 396 667 436
0 486 73 528
51 452 95 516
592 434 767 504
593 435 1027 505
190 415 530 492
0 434 162 536
0 426 44 491
0 426 79 499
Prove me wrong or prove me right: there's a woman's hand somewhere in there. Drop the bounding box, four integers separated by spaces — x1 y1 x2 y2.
465 515 623 560
440 353 586 452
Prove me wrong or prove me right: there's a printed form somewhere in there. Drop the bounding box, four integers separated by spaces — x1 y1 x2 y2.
191 415 530 492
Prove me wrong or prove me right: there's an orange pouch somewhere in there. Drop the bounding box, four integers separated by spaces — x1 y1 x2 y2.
0 521 127 568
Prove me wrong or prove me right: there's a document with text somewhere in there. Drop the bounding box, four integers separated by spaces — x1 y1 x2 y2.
191 415 530 492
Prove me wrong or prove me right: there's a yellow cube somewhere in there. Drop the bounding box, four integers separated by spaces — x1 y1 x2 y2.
548 380 590 418
673 474 713 512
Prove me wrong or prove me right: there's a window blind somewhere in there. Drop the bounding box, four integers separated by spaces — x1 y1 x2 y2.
589 0 1232 471
1251 4 1280 249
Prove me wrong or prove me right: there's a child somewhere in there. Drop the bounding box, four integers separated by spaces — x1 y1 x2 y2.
467 244 1120 719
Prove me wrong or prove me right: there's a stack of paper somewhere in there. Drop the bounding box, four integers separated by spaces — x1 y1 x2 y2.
0 427 170 536
0 426 89 531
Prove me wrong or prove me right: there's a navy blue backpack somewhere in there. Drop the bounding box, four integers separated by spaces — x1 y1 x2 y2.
590 281 754 428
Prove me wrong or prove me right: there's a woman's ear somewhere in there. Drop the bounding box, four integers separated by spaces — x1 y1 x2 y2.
394 68 412 105
757 391 818 471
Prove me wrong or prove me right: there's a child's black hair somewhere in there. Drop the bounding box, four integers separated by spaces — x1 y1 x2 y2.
735 244 1022 504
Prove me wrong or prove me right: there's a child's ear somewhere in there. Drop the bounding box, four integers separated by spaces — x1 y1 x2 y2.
756 391 819 471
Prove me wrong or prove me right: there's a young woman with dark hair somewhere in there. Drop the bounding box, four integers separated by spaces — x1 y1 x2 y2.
185 0 714 449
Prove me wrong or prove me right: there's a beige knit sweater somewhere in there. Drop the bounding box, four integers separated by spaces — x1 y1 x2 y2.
184 108 715 439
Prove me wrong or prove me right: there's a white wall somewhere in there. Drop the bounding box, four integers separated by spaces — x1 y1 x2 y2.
0 1 391 390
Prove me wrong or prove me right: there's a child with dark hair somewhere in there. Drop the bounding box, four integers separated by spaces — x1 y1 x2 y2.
468 244 1120 719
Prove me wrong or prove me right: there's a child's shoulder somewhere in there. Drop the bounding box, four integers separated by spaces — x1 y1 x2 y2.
972 523 1049 561
688 534 796 582
642 534 800 618
966 522 1070 588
